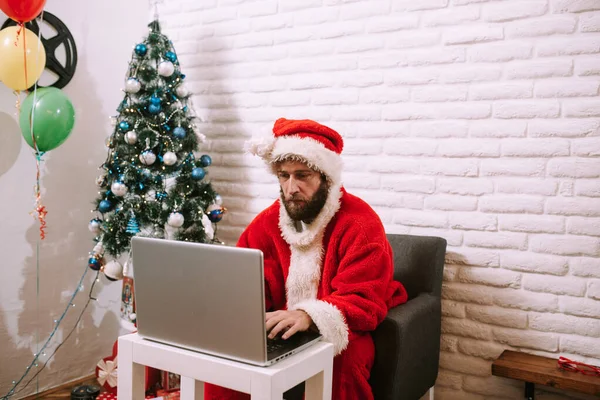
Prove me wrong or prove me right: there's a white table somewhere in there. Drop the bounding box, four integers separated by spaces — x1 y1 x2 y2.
117 333 334 400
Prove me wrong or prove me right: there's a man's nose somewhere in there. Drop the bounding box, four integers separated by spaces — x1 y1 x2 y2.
283 177 300 197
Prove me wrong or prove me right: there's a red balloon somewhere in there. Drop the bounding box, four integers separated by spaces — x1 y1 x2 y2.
0 0 46 23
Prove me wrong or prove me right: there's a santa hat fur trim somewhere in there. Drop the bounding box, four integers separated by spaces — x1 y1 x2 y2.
246 118 344 185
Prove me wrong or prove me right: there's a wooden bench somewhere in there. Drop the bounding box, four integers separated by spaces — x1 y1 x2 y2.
492 350 600 399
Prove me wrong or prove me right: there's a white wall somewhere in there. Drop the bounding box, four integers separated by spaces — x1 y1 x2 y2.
0 0 147 396
156 1 600 399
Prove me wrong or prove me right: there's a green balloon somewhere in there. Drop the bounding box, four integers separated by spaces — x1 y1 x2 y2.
19 87 75 152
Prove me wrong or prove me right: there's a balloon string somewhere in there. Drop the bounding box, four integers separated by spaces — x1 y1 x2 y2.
20 23 29 90
14 23 22 45
27 13 46 241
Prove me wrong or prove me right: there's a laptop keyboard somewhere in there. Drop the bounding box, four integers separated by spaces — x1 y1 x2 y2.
267 337 287 353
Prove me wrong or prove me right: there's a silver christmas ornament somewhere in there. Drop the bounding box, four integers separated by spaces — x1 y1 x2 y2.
125 131 138 144
104 260 124 281
168 212 184 228
163 151 177 166
175 84 188 97
111 182 128 197
89 220 102 234
93 242 104 254
125 78 141 94
96 173 107 187
139 151 156 165
158 61 175 77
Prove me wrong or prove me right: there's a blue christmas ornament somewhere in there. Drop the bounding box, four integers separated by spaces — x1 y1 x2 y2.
200 155 212 167
118 121 130 132
148 104 161 114
126 215 141 234
207 208 225 223
88 257 101 271
150 95 161 105
163 124 171 131
191 167 205 180
135 43 147 56
181 74 186 80
173 127 186 139
165 51 177 62
99 200 112 213
155 191 167 200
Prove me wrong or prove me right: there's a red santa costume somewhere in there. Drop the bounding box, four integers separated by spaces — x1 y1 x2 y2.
204 118 408 400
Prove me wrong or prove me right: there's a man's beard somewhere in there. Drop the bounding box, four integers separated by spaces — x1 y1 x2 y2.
281 180 329 223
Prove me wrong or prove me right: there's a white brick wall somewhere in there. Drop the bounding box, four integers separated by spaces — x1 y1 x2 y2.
158 1 600 398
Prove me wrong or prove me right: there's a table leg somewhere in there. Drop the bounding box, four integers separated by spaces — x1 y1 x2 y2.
181 376 204 400
525 382 535 400
305 367 332 400
117 338 145 400
250 374 283 400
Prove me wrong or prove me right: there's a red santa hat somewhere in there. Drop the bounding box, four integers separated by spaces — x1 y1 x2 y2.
247 118 344 185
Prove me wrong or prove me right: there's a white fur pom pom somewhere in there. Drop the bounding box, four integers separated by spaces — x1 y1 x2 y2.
245 135 275 159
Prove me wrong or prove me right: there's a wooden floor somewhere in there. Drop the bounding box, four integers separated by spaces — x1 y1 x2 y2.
20 375 99 400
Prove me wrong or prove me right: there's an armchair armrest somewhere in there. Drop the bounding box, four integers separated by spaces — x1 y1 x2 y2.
370 293 442 400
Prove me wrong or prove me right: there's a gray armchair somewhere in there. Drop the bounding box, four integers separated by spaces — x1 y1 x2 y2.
369 234 447 400
283 233 446 400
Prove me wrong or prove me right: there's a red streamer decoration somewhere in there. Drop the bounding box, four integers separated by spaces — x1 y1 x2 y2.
558 356 600 377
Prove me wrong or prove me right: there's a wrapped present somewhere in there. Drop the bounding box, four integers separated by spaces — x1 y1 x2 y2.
96 338 161 395
120 277 136 324
161 371 181 392
153 389 181 400
96 393 159 400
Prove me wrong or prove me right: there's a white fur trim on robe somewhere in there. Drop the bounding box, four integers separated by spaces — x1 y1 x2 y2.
290 299 349 355
280 184 349 355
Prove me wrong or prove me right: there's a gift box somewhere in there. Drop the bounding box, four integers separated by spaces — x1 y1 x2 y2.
161 371 181 392
96 390 180 400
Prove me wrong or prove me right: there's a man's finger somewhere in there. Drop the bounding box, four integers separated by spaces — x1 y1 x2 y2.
282 323 300 340
265 310 282 321
268 319 292 339
266 313 287 332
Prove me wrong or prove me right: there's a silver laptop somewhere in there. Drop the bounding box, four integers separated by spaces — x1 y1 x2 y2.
130 236 321 366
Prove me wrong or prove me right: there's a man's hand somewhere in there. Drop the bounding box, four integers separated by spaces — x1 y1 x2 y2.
266 310 313 340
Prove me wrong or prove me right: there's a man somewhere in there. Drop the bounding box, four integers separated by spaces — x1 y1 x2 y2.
204 118 408 400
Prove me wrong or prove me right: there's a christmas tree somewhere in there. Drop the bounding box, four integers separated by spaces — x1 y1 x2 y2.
87 20 225 282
